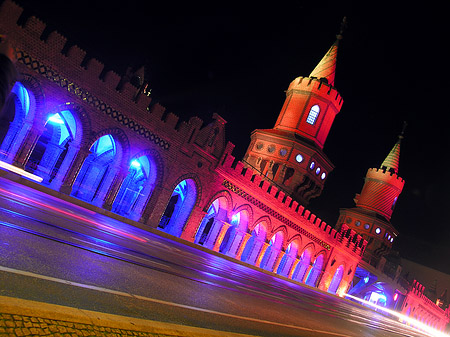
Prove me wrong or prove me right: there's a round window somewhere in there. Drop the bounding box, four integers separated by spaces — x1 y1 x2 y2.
315 167 321 175
256 143 263 150
309 161 315 170
364 223 370 230
375 227 381 234
321 172 326 180
355 221 361 227
280 148 288 157
295 154 304 163
267 145 275 153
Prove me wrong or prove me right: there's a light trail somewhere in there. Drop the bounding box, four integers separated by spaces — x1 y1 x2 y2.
0 186 147 243
0 160 43 182
345 293 449 337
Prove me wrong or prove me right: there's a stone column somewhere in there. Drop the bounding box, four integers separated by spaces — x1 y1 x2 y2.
49 143 80 190
59 147 91 195
180 208 207 242
102 167 128 211
235 232 252 260
272 250 285 273
13 125 45 169
255 242 270 268
212 222 231 252
288 258 301 279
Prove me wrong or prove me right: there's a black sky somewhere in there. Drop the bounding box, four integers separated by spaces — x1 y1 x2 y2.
11 0 450 274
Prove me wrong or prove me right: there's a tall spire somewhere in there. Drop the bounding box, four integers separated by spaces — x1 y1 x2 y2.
309 17 346 87
380 122 407 175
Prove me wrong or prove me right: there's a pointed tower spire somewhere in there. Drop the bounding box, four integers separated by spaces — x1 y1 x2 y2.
380 122 407 174
309 17 346 87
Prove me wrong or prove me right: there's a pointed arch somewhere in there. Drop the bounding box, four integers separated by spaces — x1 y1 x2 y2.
194 193 231 248
218 204 253 257
71 130 128 207
158 174 200 237
305 251 326 287
240 218 269 264
260 230 284 271
0 75 43 163
292 244 315 283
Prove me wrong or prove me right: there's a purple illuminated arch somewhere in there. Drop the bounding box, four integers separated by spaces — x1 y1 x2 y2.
158 178 197 237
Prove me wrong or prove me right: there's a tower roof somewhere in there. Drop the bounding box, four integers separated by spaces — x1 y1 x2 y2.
380 123 407 175
309 39 340 86
309 18 346 87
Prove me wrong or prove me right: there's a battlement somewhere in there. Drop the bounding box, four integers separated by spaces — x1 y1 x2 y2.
0 0 211 146
287 76 343 110
366 167 405 189
218 155 365 257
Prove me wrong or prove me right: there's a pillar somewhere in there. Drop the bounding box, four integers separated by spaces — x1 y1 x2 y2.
13 125 45 169
235 232 252 260
272 250 285 273
213 222 231 252
59 147 91 195
255 242 270 268
288 258 301 279
102 168 127 210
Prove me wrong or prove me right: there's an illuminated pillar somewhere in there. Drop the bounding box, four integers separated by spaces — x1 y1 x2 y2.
59 147 91 195
213 222 231 252
180 208 207 242
227 229 246 257
49 143 80 190
255 242 270 268
288 258 301 279
272 250 285 273
102 168 127 210
13 125 45 168
235 232 252 260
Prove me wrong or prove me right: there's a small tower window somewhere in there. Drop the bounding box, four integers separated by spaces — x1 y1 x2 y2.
306 104 320 125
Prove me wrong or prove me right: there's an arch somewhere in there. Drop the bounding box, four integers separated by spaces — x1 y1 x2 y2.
158 177 198 237
328 265 345 294
305 252 325 287
277 239 300 277
218 205 252 257
25 106 84 185
194 195 230 248
248 215 271 233
0 81 37 162
260 230 284 271
71 133 124 206
292 245 314 282
112 153 159 221
240 220 268 264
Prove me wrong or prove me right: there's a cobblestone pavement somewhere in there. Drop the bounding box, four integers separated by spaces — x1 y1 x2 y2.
0 313 178 337
0 296 254 337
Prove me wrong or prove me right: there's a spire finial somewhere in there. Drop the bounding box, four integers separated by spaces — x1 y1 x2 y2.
336 17 347 40
398 121 407 140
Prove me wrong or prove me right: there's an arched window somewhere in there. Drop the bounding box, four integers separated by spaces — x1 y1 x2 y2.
306 104 320 125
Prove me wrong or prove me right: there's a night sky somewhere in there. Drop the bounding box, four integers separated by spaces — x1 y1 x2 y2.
11 1 450 274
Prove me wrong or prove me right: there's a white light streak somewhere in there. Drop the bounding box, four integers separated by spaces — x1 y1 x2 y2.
0 160 43 182
345 293 449 337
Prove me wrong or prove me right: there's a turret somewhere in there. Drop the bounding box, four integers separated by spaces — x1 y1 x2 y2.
243 19 346 206
336 124 406 266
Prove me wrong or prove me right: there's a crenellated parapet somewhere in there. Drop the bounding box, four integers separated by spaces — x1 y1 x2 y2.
217 152 367 259
355 167 405 221
286 76 343 111
0 0 219 153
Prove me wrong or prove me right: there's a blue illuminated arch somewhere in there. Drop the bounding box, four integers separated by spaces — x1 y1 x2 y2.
328 265 344 294
305 253 324 287
157 178 197 236
71 134 120 205
26 109 78 184
0 82 35 161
